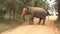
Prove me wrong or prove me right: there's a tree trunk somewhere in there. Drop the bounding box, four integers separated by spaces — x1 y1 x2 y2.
12 0 16 20
57 10 60 20
57 0 60 21
9 10 11 20
13 8 15 20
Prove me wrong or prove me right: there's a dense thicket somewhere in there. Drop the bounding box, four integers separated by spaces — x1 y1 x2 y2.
0 0 49 21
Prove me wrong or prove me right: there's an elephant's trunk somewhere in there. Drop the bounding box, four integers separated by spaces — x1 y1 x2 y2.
21 13 26 21
20 8 28 21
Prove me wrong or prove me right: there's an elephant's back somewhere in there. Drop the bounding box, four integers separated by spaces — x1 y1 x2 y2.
29 7 47 15
29 7 45 12
29 7 47 18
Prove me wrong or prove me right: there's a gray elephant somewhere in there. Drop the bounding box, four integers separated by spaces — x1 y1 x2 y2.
21 7 49 25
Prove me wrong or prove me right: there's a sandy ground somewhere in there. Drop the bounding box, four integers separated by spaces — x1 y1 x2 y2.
1 16 59 34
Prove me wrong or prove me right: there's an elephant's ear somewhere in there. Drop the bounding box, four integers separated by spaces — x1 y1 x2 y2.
26 6 31 11
26 6 30 13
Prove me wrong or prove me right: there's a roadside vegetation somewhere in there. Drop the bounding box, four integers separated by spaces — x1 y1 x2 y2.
0 0 49 33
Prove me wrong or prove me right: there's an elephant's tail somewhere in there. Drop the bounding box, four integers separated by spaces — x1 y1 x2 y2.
46 11 50 20
48 15 49 20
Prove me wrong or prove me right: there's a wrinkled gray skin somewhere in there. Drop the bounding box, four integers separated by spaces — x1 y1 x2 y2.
21 7 49 25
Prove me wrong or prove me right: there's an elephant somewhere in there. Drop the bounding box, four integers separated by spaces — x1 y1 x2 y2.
21 7 49 25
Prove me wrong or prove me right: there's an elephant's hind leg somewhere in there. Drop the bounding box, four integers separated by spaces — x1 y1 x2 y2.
38 18 42 25
42 18 46 25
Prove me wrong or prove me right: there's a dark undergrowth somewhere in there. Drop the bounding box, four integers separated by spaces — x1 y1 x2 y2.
55 20 60 32
0 16 24 33
0 15 30 33
55 20 60 26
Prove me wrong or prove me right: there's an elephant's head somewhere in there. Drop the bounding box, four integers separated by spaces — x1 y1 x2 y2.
20 7 30 21
21 8 27 16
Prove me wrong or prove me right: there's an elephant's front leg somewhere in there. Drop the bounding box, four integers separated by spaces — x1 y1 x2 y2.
29 16 34 25
23 16 26 21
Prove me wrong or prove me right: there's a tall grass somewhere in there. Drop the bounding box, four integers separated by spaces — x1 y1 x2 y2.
55 20 60 30
0 13 30 33
0 23 10 33
55 20 60 26
0 14 23 33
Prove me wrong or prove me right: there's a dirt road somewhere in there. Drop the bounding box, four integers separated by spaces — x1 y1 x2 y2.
1 16 59 34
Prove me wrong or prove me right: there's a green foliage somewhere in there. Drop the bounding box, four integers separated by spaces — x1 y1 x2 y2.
34 0 49 9
55 20 60 27
54 2 58 11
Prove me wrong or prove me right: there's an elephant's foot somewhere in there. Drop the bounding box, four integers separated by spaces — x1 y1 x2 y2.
42 23 45 25
29 23 33 25
37 23 40 25
23 19 26 22
29 22 33 25
29 24 33 25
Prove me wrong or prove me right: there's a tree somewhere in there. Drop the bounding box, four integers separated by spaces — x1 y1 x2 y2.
0 0 8 20
34 0 49 10
11 0 16 19
0 0 49 21
56 0 60 21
